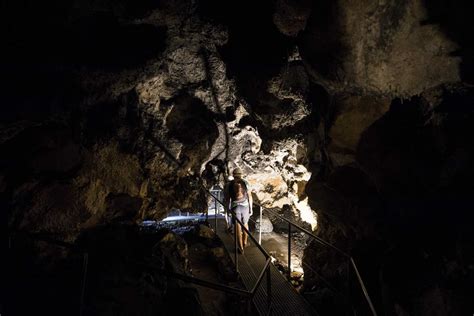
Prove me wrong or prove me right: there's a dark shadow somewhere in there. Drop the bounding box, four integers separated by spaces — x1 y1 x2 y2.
199 0 293 107
297 0 348 81
423 0 474 83
166 94 219 147
0 1 167 125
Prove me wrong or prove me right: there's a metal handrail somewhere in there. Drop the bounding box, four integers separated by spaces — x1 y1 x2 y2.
9 230 267 312
134 260 252 297
350 258 377 316
206 190 272 260
8 229 258 310
209 184 375 315
262 207 349 257
9 170 375 316
250 258 272 294
256 204 378 316
205 188 273 313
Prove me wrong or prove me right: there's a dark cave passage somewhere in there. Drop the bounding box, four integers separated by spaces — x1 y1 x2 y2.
2 0 474 315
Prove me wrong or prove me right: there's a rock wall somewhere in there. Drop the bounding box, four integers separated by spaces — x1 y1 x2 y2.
299 0 462 97
296 1 474 314
2 0 320 242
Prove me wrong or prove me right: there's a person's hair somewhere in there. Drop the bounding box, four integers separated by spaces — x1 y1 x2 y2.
232 167 243 177
229 179 247 200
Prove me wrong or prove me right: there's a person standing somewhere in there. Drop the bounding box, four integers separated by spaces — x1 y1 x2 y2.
224 168 253 253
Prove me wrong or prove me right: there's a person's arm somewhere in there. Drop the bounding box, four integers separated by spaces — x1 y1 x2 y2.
223 183 230 213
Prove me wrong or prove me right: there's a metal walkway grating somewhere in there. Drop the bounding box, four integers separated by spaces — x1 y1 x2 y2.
210 218 318 316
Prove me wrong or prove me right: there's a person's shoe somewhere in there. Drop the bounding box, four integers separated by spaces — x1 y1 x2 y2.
238 247 244 254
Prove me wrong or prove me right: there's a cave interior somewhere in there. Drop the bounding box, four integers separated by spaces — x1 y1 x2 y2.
2 0 474 315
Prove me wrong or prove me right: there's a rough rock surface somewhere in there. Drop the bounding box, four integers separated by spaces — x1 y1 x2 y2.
329 95 391 166
304 89 474 315
8 224 204 316
299 0 461 97
255 216 274 233
273 0 312 37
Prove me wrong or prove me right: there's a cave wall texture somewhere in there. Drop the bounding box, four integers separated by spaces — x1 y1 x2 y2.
2 0 474 315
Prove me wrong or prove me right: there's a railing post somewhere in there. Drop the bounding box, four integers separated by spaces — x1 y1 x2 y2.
287 222 291 281
266 264 272 314
214 196 218 230
259 207 262 245
203 183 376 316
80 252 89 316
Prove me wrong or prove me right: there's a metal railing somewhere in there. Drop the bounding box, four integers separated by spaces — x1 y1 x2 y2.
205 188 274 314
7 229 267 314
137 190 275 314
9 201 275 316
207 184 376 315
254 204 378 316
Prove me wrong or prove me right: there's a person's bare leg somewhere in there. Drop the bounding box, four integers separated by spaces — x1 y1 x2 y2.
225 212 232 231
236 222 244 251
243 223 249 247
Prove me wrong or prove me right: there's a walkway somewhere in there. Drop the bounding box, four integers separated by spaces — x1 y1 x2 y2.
210 218 318 316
